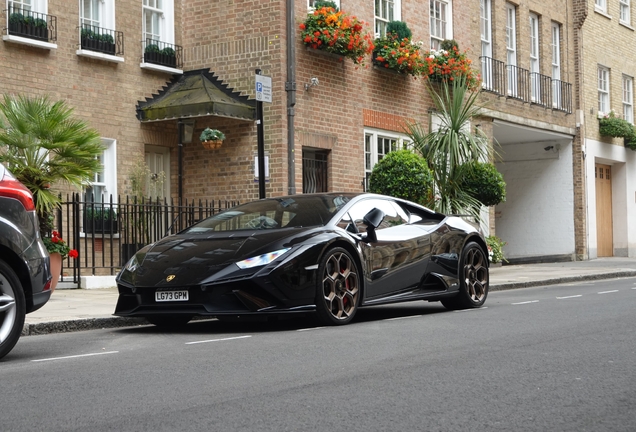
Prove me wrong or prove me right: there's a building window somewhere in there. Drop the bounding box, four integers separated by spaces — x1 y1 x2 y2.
9 0 32 12
598 66 610 115
551 22 562 109
506 3 518 97
80 0 115 31
623 75 633 123
308 0 340 10
430 0 452 50
529 13 540 102
364 129 411 190
84 138 117 205
620 0 631 24
142 0 174 44
302 149 329 194
480 0 492 89
375 0 401 38
595 0 607 13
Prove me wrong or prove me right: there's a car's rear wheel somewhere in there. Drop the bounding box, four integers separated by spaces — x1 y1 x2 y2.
441 241 489 310
0 260 26 359
145 315 192 327
315 247 361 326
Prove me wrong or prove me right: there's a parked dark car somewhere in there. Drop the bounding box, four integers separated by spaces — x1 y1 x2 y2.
115 193 489 327
0 163 52 359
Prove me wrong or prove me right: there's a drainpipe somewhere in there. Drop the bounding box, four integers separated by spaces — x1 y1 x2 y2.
286 0 297 195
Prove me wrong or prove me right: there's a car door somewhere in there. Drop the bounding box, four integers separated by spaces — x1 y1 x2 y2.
345 198 430 299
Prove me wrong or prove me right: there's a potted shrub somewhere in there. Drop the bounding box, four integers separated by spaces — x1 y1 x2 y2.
459 161 507 207
83 206 119 234
9 12 48 41
373 21 424 76
299 4 374 65
144 43 177 68
598 110 635 138
81 28 116 55
199 128 226 150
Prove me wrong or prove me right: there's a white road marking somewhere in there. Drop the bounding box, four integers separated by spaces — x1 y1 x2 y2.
384 315 422 321
598 290 619 294
297 327 326 332
454 307 488 312
557 295 583 299
32 351 119 362
512 300 539 305
185 335 251 345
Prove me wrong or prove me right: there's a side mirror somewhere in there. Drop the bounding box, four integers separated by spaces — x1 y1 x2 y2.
362 208 385 243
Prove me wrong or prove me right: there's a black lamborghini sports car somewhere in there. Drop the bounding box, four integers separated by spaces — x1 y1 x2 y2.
115 193 489 326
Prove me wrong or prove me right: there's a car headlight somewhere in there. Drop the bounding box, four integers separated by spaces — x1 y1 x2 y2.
124 254 140 273
236 248 290 269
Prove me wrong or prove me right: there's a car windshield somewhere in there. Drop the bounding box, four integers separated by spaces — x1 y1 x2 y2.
183 195 352 233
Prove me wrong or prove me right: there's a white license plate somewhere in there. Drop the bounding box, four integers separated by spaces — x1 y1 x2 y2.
155 290 189 302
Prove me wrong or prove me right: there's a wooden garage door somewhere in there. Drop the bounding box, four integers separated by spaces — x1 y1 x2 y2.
595 164 613 257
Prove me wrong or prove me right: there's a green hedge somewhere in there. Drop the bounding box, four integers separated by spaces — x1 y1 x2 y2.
368 150 432 205
459 161 506 207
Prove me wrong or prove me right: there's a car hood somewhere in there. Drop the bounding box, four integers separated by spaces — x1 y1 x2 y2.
123 228 316 287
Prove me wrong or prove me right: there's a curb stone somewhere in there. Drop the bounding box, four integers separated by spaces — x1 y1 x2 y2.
489 271 636 291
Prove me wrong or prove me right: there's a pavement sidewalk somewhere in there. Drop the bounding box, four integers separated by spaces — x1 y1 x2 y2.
22 257 636 336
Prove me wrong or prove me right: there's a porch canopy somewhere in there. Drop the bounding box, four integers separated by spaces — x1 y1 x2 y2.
136 68 256 122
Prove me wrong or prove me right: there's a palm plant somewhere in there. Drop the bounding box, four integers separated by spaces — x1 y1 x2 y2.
406 75 492 218
0 94 104 236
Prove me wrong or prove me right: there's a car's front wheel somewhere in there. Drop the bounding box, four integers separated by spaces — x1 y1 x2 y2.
441 241 489 310
315 247 361 326
0 260 26 359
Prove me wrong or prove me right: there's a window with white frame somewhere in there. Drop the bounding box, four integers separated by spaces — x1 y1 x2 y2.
80 0 115 32
620 0 631 24
308 0 340 10
598 66 610 115
506 3 518 97
551 22 562 109
375 0 401 38
623 75 633 123
595 0 607 13
480 0 492 89
430 0 452 50
529 13 540 102
84 138 117 205
364 129 412 190
142 0 175 45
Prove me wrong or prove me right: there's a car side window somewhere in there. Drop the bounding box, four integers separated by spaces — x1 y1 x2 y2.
346 199 407 233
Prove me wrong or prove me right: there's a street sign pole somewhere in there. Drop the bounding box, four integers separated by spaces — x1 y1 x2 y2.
256 69 266 199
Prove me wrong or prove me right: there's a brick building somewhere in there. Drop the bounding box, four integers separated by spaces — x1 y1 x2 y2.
5 0 620 271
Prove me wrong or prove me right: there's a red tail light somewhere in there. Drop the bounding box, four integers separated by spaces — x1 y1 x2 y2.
0 171 36 211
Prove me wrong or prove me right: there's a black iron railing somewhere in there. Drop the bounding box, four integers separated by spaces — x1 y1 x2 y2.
55 194 239 283
79 24 124 56
530 72 552 108
142 38 183 69
302 153 328 193
552 79 573 113
480 56 506 96
5 6 56 42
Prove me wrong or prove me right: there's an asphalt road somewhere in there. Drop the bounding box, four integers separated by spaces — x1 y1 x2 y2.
2 278 636 432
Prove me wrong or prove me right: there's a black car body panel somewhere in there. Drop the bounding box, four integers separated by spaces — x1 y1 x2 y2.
115 193 488 320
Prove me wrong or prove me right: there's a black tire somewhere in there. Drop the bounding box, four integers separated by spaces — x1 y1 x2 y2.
145 315 192 327
441 241 489 311
0 260 26 360
315 247 361 326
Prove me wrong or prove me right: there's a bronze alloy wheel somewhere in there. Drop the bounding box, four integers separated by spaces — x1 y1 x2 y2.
463 245 488 304
316 247 360 325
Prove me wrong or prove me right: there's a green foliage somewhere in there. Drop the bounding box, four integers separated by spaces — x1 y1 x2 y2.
407 75 491 218
199 128 225 142
368 150 433 205
9 13 24 25
0 94 104 236
9 13 47 28
144 44 160 54
598 111 635 138
373 33 424 76
84 206 117 220
313 0 338 10
42 230 76 259
625 132 636 150
99 33 114 44
460 161 506 207
486 235 507 264
386 20 412 40
161 47 176 57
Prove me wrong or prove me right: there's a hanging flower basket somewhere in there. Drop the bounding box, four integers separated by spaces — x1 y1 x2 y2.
199 128 226 150
201 139 223 150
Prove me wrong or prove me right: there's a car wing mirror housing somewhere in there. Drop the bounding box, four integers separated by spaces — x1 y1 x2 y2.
362 208 385 243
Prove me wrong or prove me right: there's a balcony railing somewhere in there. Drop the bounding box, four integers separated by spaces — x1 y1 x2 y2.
480 56 573 114
5 7 56 43
142 38 183 69
79 24 124 56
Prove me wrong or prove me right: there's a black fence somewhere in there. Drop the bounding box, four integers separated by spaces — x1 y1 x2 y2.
55 194 239 284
